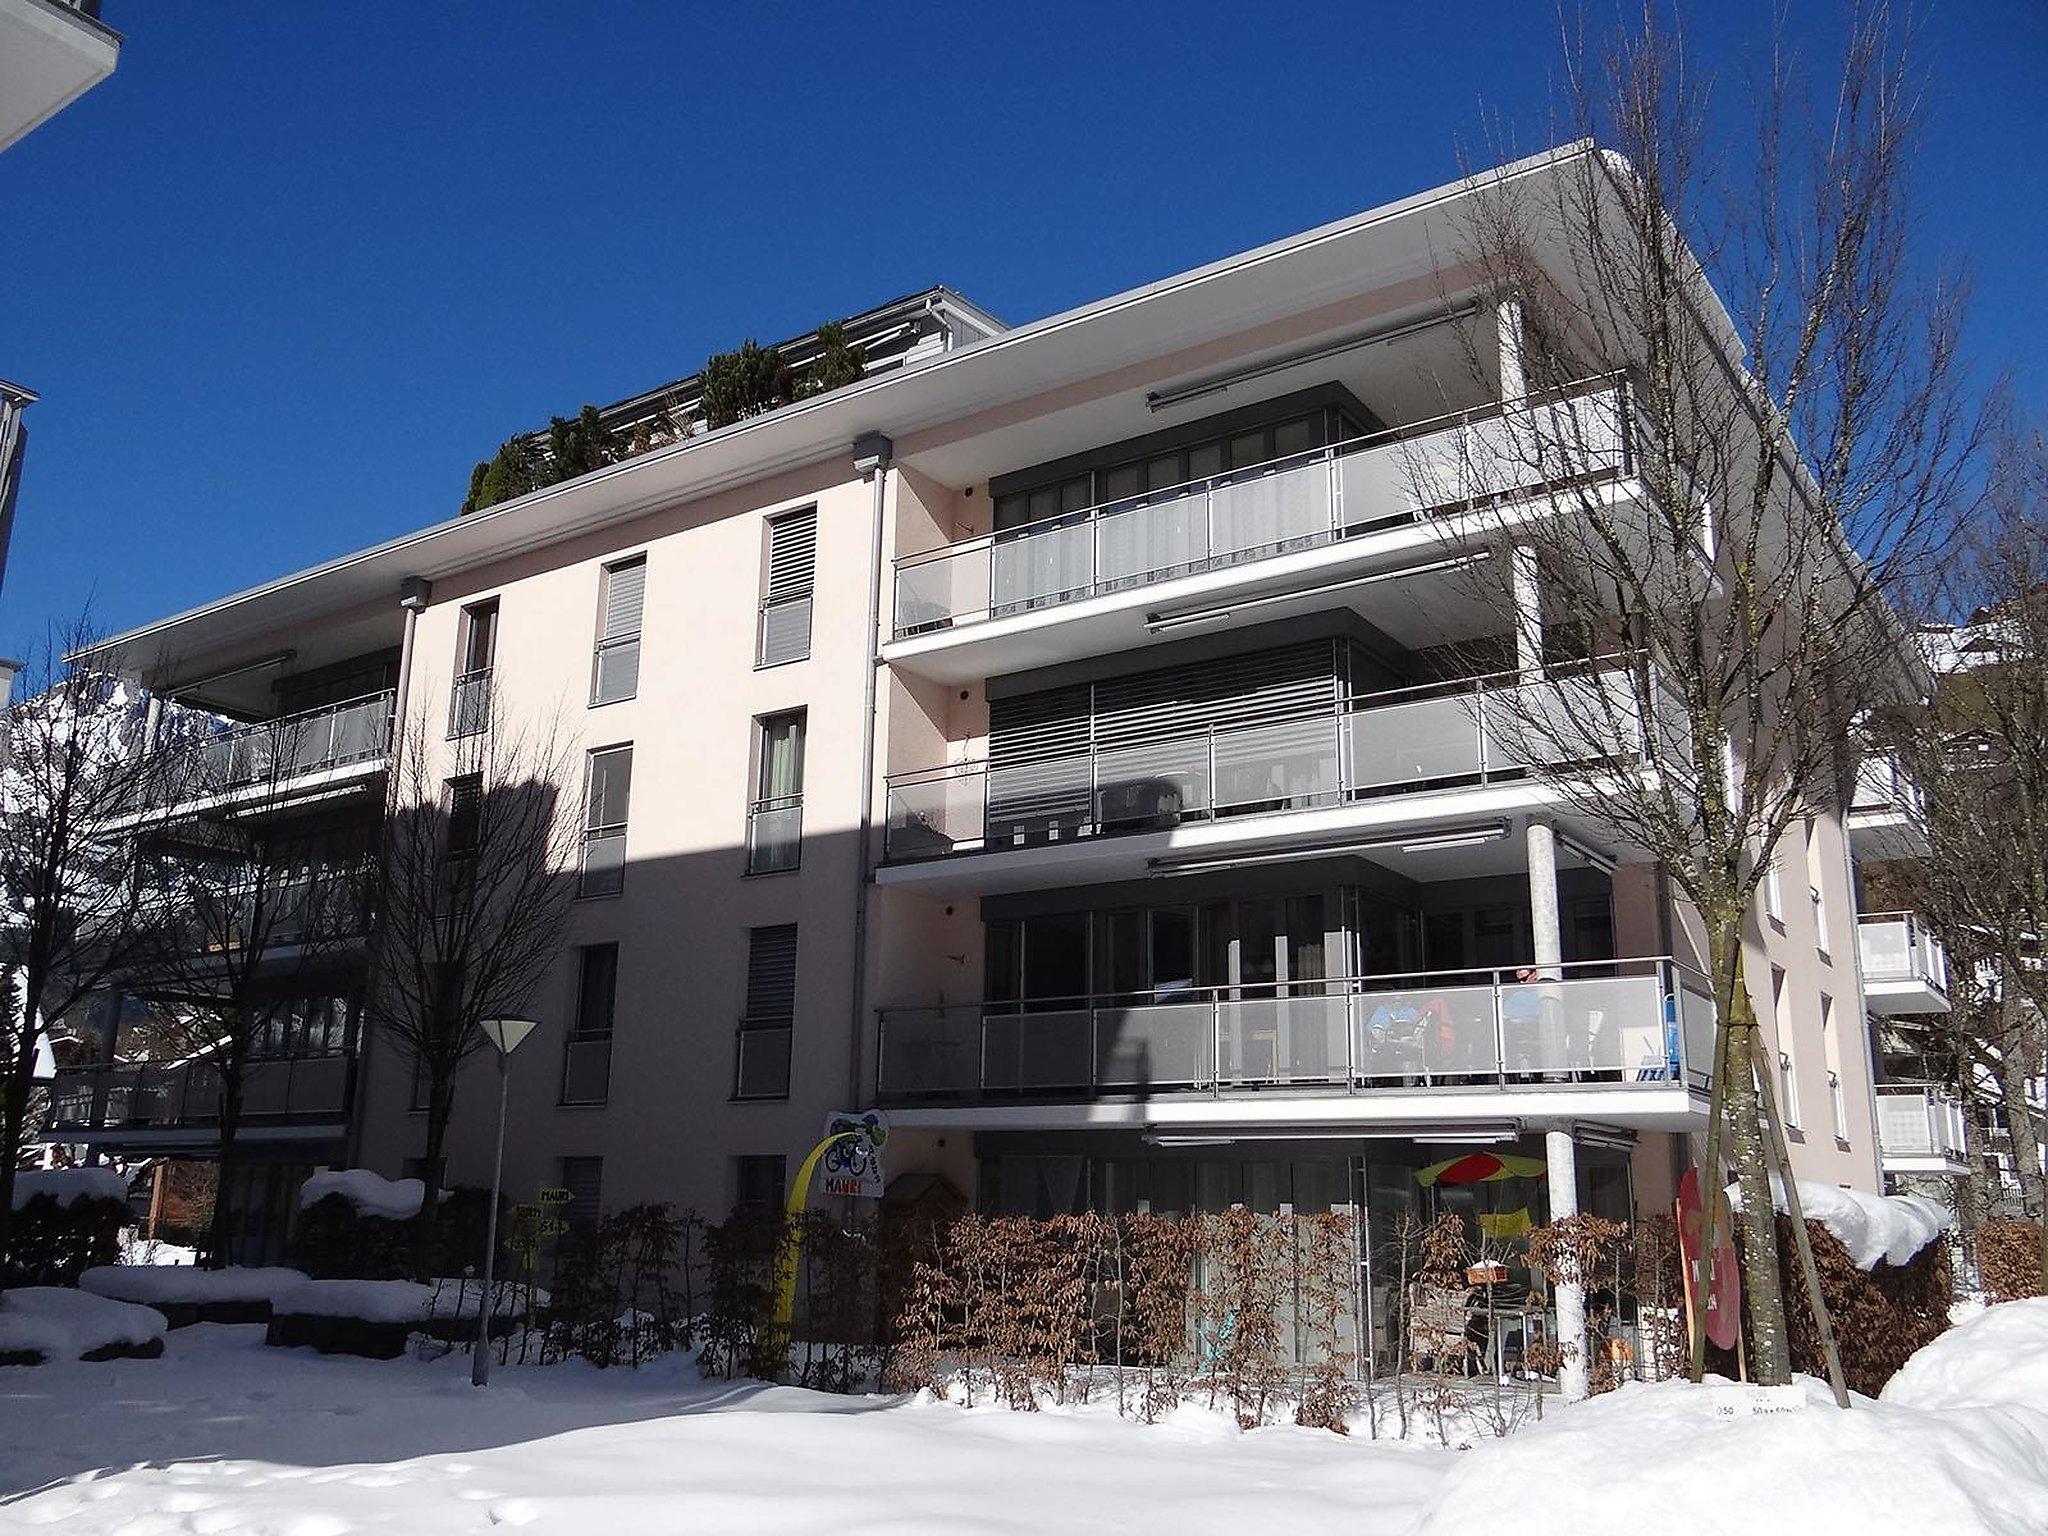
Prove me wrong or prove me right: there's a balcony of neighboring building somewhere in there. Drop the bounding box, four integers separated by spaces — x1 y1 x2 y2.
1875 1082 1970 1177
1857 912 1951 1014
0 0 121 154
885 371 1644 685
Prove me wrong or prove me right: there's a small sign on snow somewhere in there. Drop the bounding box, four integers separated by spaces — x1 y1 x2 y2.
1702 1383 1808 1419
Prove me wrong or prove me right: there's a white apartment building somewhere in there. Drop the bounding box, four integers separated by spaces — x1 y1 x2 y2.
50 149 1898 1356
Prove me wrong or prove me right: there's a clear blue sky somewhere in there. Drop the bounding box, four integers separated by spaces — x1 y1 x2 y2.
2 1 2042 649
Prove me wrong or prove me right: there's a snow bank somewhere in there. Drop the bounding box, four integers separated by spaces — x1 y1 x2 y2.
271 1279 433 1323
1884 1296 2048 1414
80 1266 308 1307
10 1167 128 1211
1732 1178 1950 1269
1415 1345 2048 1536
297 1169 423 1220
0 1288 166 1361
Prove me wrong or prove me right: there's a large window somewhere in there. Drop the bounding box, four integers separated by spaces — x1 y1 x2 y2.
757 508 817 667
735 924 796 1100
561 943 617 1105
579 745 633 897
449 599 497 737
747 710 805 874
591 556 646 705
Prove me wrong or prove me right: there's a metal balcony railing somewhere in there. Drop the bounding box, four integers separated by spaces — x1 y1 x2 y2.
884 660 1665 863
1857 913 1951 994
447 668 492 738
734 1019 793 1100
876 957 1713 1104
1850 756 1923 819
1876 1083 1970 1162
140 689 396 810
45 1052 354 1134
746 794 803 874
560 1036 613 1106
891 376 1633 639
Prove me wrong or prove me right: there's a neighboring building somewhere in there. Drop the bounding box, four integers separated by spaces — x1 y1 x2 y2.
0 0 122 593
51 148 1884 1357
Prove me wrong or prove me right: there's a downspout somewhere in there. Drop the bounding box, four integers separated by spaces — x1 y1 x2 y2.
848 433 893 1112
346 576 431 1167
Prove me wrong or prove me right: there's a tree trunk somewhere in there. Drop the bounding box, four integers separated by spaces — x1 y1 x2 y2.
1993 1045 2048 1221
413 1072 456 1280
205 1067 246 1269
0 1077 25 1275
1720 980 1793 1383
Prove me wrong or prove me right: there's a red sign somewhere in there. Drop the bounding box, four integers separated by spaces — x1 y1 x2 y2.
1676 1168 1741 1351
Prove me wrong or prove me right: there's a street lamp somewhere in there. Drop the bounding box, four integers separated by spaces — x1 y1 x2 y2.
472 1017 536 1387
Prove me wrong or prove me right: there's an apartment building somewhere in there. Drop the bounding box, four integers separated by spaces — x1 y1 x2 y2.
50 149 1887 1337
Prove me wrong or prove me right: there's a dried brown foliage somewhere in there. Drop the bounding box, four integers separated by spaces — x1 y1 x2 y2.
1974 1220 2045 1304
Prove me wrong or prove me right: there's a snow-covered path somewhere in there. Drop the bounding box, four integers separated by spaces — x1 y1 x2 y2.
0 1326 1448 1534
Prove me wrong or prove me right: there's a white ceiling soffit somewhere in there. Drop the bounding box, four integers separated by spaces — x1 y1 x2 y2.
82 143 1599 672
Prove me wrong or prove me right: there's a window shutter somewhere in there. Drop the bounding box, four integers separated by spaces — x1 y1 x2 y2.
601 558 647 639
745 925 799 1021
765 510 817 598
758 511 817 666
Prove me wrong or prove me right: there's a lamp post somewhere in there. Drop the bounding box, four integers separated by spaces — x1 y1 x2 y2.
472 1017 536 1387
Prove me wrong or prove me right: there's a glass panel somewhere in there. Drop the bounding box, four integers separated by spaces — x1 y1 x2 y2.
1218 994 1347 1084
1226 430 1269 468
735 1026 792 1099
562 1037 613 1104
579 832 626 897
1273 416 1319 458
586 748 633 831
1354 982 1500 1080
1102 463 1144 502
991 520 1091 614
1209 455 1329 558
1096 910 1146 1001
593 637 640 703
1022 912 1088 1002
1187 441 1225 481
1345 692 1484 790
1146 453 1183 492
1096 1002 1211 1087
1152 910 1196 999
757 712 806 799
1236 898 1278 995
983 1010 1091 1090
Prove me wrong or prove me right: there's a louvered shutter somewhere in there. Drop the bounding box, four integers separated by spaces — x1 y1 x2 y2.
745 924 799 1021
593 557 646 703
758 510 817 666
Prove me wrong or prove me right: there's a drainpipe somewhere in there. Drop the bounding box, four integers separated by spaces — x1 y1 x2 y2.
848 434 893 1112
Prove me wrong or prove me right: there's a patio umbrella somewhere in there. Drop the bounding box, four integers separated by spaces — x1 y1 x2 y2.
1415 1151 1546 1187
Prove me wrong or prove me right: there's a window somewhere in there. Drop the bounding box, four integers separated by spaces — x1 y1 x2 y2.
1821 994 1847 1141
449 600 497 737
1762 849 1784 924
591 556 646 705
580 745 632 897
558 1156 604 1227
747 710 805 874
561 943 617 1105
733 1154 787 1216
757 508 817 667
445 774 483 859
1804 818 1829 954
735 924 796 1099
1772 965 1801 1129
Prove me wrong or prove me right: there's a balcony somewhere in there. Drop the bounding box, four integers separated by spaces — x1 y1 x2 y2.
41 1053 354 1146
875 958 1714 1131
447 668 492 738
1847 757 1928 860
1876 1083 1970 1176
125 690 397 824
883 663 1658 876
0 0 122 155
886 378 1633 679
746 794 803 875
1858 913 1951 1014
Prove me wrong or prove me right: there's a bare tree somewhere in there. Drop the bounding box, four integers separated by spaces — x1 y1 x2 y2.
1435 6 1988 1386
367 695 576 1265
126 707 376 1265
1893 429 2048 1286
0 622 153 1264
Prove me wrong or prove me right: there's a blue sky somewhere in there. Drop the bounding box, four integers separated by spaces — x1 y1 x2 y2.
2 1 2043 649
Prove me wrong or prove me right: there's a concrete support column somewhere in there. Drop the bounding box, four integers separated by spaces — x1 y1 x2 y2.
1496 294 1527 400
1546 1126 1589 1402
1512 544 1543 682
1526 815 1562 972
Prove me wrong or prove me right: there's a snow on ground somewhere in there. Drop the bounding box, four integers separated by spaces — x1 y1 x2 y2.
9 1168 127 1210
1413 1304 2048 1536
0 1325 1445 1534
272 1279 434 1322
0 1289 165 1361
298 1169 423 1220
80 1266 307 1307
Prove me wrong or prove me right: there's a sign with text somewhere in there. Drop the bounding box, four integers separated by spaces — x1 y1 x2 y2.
1702 1383 1808 1419
819 1110 889 1199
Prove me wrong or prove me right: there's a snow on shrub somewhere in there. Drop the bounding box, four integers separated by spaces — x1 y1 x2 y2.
297 1170 423 1220
10 1168 128 1210
0 1287 166 1365
79 1266 308 1308
1733 1179 1950 1269
271 1279 434 1323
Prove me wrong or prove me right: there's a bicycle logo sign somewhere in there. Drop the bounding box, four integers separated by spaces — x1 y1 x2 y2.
819 1110 889 1199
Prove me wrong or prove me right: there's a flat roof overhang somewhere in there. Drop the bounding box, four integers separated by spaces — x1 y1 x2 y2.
79 144 1636 682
